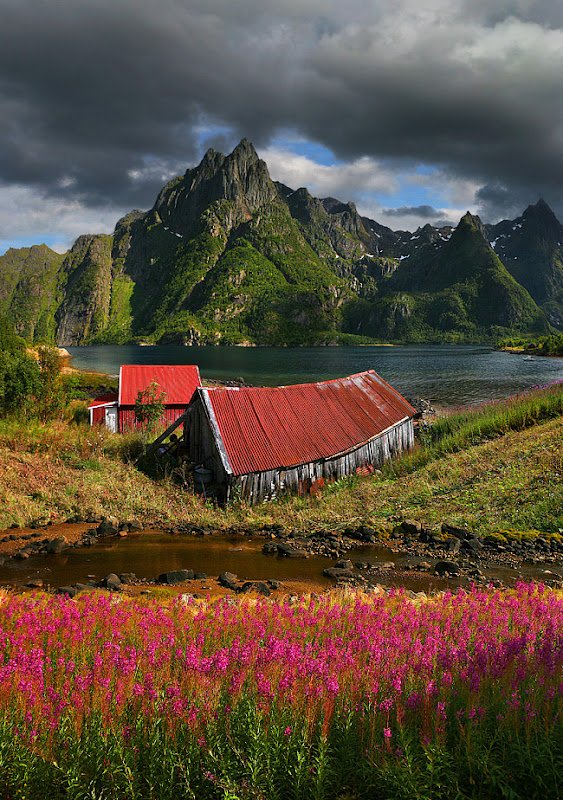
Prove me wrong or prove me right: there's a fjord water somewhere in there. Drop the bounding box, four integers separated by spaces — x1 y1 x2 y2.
68 344 563 406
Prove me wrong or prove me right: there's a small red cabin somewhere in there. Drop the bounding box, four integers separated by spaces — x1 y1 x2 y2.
88 364 201 433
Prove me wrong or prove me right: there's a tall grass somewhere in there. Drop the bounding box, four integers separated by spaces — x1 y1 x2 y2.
388 383 563 476
0 586 561 799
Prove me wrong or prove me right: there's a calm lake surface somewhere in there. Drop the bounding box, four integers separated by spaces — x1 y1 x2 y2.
68 344 563 406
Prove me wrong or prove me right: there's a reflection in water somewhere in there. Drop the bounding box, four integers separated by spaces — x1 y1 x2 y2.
0 532 556 594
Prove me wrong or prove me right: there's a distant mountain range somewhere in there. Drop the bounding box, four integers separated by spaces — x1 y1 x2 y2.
1 140 561 346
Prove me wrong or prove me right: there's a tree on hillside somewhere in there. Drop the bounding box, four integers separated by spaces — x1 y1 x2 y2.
134 380 167 436
0 315 41 417
36 345 64 421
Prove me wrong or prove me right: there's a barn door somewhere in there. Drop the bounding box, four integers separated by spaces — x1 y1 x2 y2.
105 406 117 433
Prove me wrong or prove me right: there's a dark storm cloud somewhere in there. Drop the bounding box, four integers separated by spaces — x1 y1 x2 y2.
0 0 562 222
383 205 443 220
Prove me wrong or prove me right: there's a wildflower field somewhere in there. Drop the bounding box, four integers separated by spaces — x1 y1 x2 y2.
0 586 561 800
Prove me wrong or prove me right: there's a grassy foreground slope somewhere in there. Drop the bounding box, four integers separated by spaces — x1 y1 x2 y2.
0 386 561 535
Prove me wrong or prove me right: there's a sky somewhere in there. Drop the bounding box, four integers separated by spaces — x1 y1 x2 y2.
1 0 562 255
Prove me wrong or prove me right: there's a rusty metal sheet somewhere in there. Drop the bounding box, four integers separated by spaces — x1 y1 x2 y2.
204 371 415 476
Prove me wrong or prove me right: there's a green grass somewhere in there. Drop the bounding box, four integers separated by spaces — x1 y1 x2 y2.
389 383 563 475
498 333 563 356
0 385 561 535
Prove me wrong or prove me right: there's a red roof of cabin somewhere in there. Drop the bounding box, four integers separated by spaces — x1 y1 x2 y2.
202 370 415 475
87 392 118 409
118 365 201 406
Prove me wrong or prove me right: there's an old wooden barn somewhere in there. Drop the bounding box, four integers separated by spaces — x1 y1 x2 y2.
185 370 416 503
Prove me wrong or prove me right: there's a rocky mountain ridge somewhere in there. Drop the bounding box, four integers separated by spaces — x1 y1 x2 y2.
0 140 561 345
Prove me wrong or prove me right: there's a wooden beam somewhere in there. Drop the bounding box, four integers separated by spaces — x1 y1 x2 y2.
143 409 191 460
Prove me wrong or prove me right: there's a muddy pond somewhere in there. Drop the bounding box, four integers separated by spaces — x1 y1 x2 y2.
0 529 558 596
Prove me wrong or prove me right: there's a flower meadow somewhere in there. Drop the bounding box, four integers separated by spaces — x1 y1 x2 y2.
0 586 561 800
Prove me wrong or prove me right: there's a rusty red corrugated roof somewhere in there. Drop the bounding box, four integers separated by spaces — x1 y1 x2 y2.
202 371 415 475
87 392 118 409
118 365 201 406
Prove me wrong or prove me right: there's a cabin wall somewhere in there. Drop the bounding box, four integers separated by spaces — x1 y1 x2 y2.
118 405 189 433
186 402 229 485
90 406 106 426
231 418 414 504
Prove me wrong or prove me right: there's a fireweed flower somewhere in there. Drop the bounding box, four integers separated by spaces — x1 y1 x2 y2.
0 583 559 769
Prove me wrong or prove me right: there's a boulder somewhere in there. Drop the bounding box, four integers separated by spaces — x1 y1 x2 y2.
97 517 119 535
434 560 460 577
400 520 422 536
445 538 461 554
335 559 353 570
262 541 279 555
56 585 79 598
100 573 122 591
46 536 68 554
218 571 239 591
119 573 137 584
462 538 484 554
239 581 272 597
194 572 207 580
158 569 194 585
323 567 355 580
277 543 308 558
441 523 473 541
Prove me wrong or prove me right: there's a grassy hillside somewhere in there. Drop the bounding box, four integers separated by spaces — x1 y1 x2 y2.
0 385 561 535
0 245 65 341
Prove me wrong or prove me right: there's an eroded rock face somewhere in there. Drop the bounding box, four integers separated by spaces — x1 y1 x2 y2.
154 139 279 239
55 235 113 346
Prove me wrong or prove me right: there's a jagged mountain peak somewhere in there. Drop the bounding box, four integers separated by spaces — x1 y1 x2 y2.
2 140 559 347
453 211 488 242
230 137 259 161
531 197 554 214
521 197 561 231
152 139 278 237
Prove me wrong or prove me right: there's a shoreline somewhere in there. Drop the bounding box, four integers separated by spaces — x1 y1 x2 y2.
499 345 562 358
1 518 560 599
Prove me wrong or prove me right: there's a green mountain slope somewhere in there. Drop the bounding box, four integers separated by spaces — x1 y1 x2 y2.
486 199 563 329
0 140 558 346
345 213 549 341
0 245 64 341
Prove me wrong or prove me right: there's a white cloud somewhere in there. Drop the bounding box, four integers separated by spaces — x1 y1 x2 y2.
0 183 125 254
258 146 398 199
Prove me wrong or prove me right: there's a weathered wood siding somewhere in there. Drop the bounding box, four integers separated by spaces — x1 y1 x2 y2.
186 402 230 484
230 417 414 503
188 404 414 504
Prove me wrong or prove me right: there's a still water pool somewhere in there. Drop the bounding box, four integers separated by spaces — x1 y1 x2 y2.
0 532 555 595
